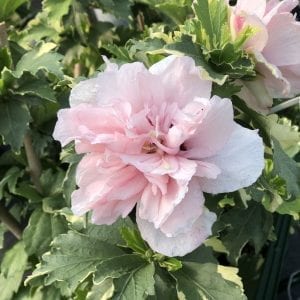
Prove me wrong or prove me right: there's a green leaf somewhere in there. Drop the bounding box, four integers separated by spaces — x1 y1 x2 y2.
0 166 24 198
16 74 57 102
273 138 300 199
94 254 146 284
120 227 149 255
94 0 134 21
172 262 246 300
268 116 300 157
62 162 77 205
23 209 68 256
148 267 177 300
86 217 135 246
158 257 182 272
183 245 218 264
14 43 64 79
40 168 65 196
0 101 31 151
191 0 233 50
212 81 242 98
14 0 72 47
0 0 28 21
165 35 228 85
87 278 114 300
218 202 273 264
0 241 28 300
276 197 300 220
27 231 124 291
0 47 12 73
112 263 155 300
43 0 73 32
153 1 192 24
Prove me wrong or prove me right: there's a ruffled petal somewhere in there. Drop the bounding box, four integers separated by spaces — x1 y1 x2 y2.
71 153 146 222
53 104 124 150
149 55 212 107
184 96 235 159
90 197 138 225
138 177 188 228
198 124 264 194
159 178 205 237
136 206 216 257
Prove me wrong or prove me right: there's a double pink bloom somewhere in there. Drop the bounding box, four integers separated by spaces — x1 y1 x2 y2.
229 0 300 112
53 55 264 256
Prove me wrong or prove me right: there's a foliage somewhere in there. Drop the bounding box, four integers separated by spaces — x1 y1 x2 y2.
0 0 299 299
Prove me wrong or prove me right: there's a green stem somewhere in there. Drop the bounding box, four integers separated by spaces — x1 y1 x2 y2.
23 132 43 194
270 97 300 114
0 202 22 239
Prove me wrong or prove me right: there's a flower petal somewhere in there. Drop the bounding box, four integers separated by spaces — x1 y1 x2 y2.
263 13 300 66
264 0 298 23
159 178 205 237
71 153 146 221
254 51 290 98
198 124 264 194
136 206 216 257
90 197 138 225
280 64 300 97
138 177 188 228
53 104 124 150
184 96 235 159
235 0 266 19
149 55 212 107
69 77 101 107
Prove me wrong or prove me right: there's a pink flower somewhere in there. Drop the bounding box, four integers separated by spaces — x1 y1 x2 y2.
53 55 264 256
229 0 300 113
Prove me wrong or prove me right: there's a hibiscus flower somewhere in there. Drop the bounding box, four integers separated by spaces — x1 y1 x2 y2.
229 0 300 113
53 55 264 256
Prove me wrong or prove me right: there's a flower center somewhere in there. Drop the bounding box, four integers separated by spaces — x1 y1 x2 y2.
142 141 158 154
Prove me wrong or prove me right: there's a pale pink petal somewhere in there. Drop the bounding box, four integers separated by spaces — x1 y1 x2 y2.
69 77 101 107
137 206 216 257
138 178 188 228
199 124 264 194
235 0 266 19
264 0 298 23
71 153 146 220
114 62 165 111
263 13 300 66
164 98 211 150
151 156 197 181
280 64 300 96
53 104 124 150
195 161 221 179
159 178 204 237
149 55 212 107
184 96 235 159
91 197 138 225
254 51 291 98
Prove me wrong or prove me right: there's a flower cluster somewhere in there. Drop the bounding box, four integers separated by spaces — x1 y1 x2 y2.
229 0 300 112
53 55 264 256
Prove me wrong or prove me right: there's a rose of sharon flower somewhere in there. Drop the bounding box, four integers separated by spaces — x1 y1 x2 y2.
53 55 264 257
229 0 300 113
